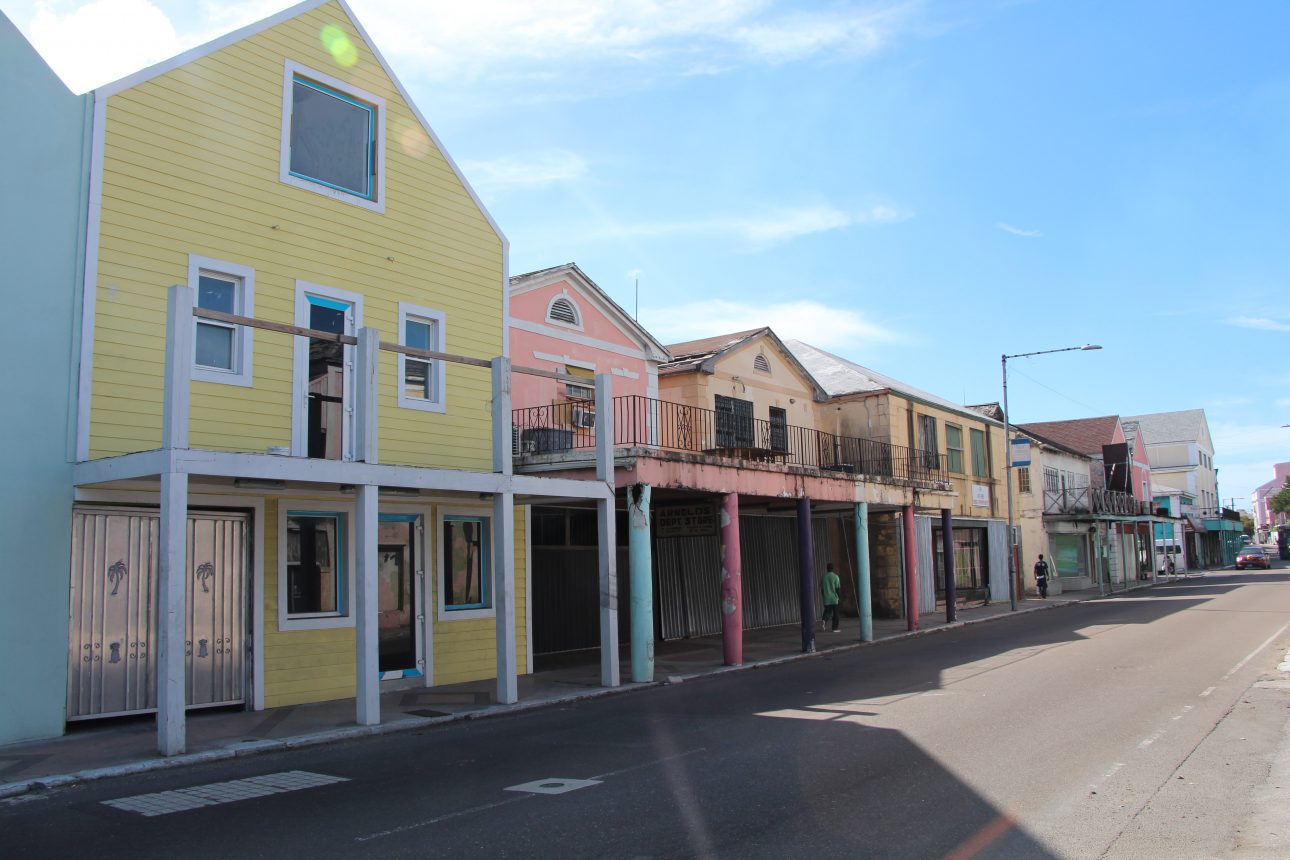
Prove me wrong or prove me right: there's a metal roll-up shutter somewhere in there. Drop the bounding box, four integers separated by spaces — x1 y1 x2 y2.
987 519 1010 602
915 516 936 613
740 515 801 630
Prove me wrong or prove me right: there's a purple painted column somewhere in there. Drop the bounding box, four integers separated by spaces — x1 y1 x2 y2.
903 503 919 632
942 508 956 624
798 497 817 653
720 494 743 666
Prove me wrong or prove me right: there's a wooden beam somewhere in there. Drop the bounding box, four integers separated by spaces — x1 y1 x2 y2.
193 307 355 344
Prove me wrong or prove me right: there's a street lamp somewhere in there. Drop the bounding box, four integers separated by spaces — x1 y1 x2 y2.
1002 344 1101 611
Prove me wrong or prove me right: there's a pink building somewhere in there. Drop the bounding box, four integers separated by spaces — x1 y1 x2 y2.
1253 462 1290 538
509 263 667 416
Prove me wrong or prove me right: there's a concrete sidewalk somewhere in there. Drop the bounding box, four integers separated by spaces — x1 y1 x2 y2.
0 581 1151 799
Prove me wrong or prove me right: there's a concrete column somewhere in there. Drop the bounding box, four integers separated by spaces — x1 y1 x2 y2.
797 497 816 654
594 373 620 687
493 491 518 703
157 470 188 756
903 503 919 632
855 502 872 642
491 357 513 476
942 508 956 623
355 483 380 725
720 493 743 665
628 483 654 682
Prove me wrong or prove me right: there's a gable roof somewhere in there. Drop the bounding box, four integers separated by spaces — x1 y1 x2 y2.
661 328 826 399
788 340 1004 427
1010 425 1092 460
1015 416 1123 458
1121 409 1211 448
90 0 504 248
509 263 670 361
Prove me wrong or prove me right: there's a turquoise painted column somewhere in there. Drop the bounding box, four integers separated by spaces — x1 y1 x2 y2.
628 483 654 682
855 502 873 642
720 493 743 665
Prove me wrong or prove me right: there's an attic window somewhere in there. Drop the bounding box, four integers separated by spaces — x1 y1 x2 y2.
279 61 386 213
753 354 771 374
546 295 581 328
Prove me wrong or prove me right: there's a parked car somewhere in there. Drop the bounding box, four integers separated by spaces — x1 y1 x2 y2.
1235 547 1270 570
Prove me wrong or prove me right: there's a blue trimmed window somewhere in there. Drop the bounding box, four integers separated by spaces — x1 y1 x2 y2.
289 77 375 200
286 512 346 617
442 516 489 611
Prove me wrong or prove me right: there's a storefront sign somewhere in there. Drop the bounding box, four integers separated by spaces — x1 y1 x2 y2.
1010 437 1031 467
655 503 717 537
971 484 990 507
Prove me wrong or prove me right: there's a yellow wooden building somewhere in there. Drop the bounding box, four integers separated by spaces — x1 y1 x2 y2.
68 0 609 754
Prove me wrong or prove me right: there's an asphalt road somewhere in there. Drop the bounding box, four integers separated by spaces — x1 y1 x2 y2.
6 565 1290 859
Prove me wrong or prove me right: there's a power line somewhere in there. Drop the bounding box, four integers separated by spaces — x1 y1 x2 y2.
1007 365 1107 416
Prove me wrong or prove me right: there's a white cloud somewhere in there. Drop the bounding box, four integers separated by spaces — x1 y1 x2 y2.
599 202 910 245
996 222 1042 238
459 150 589 194
18 0 925 101
28 0 184 92
641 299 895 349
1226 315 1290 332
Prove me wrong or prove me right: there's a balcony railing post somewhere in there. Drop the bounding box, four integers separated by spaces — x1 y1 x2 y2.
355 327 379 465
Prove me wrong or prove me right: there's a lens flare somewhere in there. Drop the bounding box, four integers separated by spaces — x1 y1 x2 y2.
320 24 358 67
399 124 431 159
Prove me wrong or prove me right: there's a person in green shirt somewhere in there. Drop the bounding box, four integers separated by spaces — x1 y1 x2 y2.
821 562 841 632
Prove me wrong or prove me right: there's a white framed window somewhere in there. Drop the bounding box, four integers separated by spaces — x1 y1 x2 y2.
279 60 386 213
188 255 254 386
278 501 354 631
545 291 583 330
436 507 494 622
397 303 446 413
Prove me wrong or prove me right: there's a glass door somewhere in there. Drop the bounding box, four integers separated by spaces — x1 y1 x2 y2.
377 514 422 677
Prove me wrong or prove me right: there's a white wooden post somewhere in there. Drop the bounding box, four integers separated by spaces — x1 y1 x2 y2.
491 357 513 475
355 327 379 464
355 483 380 725
158 286 192 755
490 357 518 703
163 285 191 450
493 491 517 703
595 373 619 687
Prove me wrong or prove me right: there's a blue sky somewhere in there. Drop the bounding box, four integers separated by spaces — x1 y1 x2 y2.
7 0 1289 504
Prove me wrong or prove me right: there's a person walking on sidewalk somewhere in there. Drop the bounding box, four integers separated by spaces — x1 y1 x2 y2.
1033 554 1051 599
821 563 841 632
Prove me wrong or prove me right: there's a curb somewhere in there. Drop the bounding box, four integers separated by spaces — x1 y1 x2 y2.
0 579 1164 800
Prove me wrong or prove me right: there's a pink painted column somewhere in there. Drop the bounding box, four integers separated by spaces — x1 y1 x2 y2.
720 493 743 666
903 503 919 632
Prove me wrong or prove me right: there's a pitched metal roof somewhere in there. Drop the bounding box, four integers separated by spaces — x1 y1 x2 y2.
1121 409 1210 446
787 340 1004 427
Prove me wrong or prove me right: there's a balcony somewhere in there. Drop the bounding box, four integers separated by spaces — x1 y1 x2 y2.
513 394 948 485
1043 484 1139 516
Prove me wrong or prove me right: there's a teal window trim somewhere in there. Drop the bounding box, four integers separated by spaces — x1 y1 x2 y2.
443 515 490 611
289 77 375 200
286 510 347 617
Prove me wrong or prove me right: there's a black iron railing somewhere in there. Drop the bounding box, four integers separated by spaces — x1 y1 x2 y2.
1044 485 1138 516
513 394 948 484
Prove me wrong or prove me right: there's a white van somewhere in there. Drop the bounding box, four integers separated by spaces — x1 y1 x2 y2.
1155 539 1183 573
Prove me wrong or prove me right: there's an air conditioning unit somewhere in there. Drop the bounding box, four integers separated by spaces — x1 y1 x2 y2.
572 407 596 429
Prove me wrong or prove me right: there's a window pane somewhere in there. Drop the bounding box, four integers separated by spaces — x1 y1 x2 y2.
405 319 431 350
197 275 236 313
287 514 343 615
443 518 488 609
291 79 373 198
404 358 431 400
195 322 234 370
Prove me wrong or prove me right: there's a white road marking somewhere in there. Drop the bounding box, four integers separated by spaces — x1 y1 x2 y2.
1200 686 1215 697
504 778 601 795
102 771 347 817
355 748 706 843
1222 622 1290 681
1088 761 1125 791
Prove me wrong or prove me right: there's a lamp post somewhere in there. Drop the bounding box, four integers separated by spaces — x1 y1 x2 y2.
1002 343 1101 611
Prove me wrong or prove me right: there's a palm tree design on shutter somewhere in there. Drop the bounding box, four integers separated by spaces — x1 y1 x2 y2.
195 561 215 593
107 560 127 596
